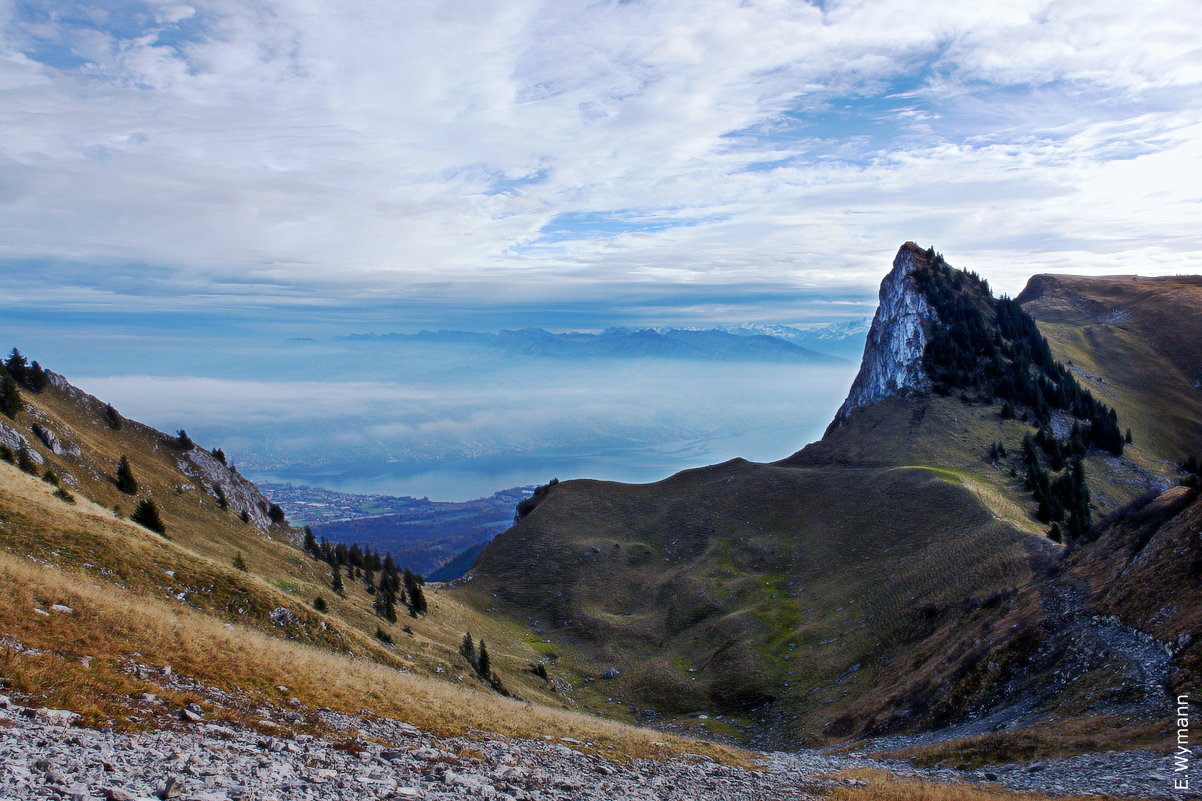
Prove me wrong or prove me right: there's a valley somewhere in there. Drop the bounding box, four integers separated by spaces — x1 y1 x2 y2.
1 243 1199 800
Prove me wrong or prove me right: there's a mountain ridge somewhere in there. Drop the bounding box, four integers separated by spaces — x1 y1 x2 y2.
457 243 1199 756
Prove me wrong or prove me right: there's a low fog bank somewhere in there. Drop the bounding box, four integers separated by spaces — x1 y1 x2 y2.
75 346 859 501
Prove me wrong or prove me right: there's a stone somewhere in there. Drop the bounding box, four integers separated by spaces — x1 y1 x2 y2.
34 708 81 727
180 709 203 722
50 604 74 614
157 777 184 799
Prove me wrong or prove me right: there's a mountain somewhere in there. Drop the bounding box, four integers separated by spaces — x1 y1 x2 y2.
1018 273 1202 466
456 243 1199 759
341 326 846 363
2 246 1199 797
721 320 871 360
0 355 709 757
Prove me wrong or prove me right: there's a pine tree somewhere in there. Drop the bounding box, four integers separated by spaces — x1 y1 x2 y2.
233 552 248 572
331 563 345 596
211 447 227 465
16 444 37 475
0 444 13 464
115 455 139 494
27 361 47 392
460 633 476 665
1 375 23 419
176 429 195 450
476 639 490 679
131 499 166 534
313 596 328 613
4 349 28 383
404 568 427 615
304 526 319 556
104 403 122 430
268 503 286 525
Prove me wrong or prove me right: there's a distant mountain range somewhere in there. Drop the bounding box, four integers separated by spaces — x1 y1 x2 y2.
337 322 869 363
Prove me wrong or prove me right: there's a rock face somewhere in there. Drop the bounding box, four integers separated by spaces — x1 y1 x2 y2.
177 447 282 535
31 423 81 457
829 242 937 429
0 422 43 464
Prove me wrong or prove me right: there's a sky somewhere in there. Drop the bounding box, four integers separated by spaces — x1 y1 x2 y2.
2 0 1200 332
2 0 1201 497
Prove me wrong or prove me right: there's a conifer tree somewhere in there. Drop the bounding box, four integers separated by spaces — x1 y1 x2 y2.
0 444 13 464
460 633 476 665
233 552 248 572
1 375 22 419
4 348 28 384
16 444 37 475
104 403 123 430
176 429 195 450
404 568 427 615
476 639 490 679
313 596 328 612
131 499 166 534
331 563 345 596
27 361 47 392
115 455 139 494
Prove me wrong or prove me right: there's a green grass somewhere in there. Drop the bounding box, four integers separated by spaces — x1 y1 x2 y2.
455 454 1049 746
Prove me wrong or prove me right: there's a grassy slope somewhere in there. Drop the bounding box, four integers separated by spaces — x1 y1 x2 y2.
458 451 1052 747
1018 273 1202 465
458 265 1200 751
1 373 703 753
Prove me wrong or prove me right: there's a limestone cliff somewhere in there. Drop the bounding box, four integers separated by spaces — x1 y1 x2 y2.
828 242 937 429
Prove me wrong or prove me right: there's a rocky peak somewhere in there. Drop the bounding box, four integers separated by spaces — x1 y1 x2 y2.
828 243 938 429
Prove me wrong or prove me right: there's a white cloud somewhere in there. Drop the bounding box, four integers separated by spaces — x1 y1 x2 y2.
1 0 1200 307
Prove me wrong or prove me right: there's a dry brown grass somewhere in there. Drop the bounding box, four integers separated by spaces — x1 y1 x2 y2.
0 549 748 765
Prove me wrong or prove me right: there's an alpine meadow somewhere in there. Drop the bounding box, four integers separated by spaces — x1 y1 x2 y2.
2 1 1202 800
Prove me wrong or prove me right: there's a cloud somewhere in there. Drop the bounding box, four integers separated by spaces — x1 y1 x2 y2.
73 358 860 487
0 0 1200 312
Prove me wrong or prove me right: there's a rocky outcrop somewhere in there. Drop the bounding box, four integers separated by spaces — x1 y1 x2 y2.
829 243 937 429
177 447 289 538
31 423 81 458
0 422 43 465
